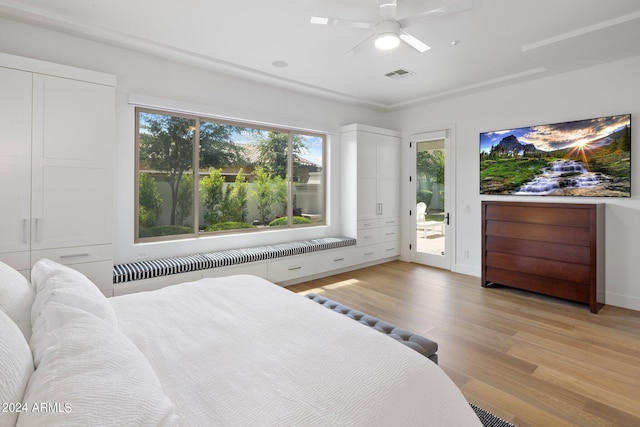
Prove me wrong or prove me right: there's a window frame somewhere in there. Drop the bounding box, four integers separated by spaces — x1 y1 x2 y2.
134 107 326 243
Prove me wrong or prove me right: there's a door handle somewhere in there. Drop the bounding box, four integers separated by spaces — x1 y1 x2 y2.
445 213 450 225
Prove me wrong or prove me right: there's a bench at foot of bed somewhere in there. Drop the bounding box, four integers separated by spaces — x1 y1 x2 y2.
305 293 438 364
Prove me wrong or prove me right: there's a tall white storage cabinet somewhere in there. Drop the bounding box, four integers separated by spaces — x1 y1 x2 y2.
0 53 115 291
340 124 400 264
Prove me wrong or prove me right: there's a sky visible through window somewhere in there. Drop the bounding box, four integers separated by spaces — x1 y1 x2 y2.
229 127 322 167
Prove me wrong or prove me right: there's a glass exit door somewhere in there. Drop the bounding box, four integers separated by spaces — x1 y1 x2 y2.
412 131 451 270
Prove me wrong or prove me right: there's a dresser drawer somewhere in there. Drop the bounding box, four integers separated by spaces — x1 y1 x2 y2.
357 219 380 229
379 225 399 243
268 255 318 283
356 245 380 263
32 244 113 265
0 252 31 273
320 247 358 272
379 241 400 258
69 260 114 292
357 228 379 246
379 217 399 227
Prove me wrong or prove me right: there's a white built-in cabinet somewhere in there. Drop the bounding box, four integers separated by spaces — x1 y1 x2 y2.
0 53 115 291
340 124 400 262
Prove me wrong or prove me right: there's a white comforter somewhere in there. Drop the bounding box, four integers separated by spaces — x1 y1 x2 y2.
110 275 481 426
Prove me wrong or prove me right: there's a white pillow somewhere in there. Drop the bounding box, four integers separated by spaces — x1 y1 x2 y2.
30 259 117 328
20 301 179 426
0 310 34 427
0 260 35 340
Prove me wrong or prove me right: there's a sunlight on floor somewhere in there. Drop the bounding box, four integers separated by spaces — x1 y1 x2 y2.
325 278 362 289
296 278 363 295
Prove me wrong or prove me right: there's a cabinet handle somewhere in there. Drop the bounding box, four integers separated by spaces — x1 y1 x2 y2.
288 266 302 271
364 252 374 256
60 253 90 259
385 232 395 236
22 219 28 243
385 247 396 252
34 218 40 242
333 258 345 262
385 220 395 224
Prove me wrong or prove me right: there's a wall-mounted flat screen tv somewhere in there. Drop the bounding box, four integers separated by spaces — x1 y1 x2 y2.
479 114 631 197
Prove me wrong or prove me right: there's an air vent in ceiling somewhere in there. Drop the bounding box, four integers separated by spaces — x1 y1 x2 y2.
384 68 415 80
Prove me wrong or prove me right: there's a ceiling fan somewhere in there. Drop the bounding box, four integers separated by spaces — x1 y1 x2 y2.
310 0 472 55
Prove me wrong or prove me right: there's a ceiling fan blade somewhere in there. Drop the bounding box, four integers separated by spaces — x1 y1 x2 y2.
400 31 431 53
378 0 397 20
397 0 472 28
310 16 373 30
344 34 375 56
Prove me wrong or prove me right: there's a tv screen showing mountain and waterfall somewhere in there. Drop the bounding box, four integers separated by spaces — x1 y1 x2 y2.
479 114 631 197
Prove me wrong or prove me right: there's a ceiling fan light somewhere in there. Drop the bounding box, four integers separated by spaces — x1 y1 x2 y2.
375 33 400 50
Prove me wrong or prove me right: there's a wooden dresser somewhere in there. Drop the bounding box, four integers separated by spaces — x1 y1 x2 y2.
481 201 605 313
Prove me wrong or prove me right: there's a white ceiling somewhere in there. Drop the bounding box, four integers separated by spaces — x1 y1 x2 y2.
2 0 640 111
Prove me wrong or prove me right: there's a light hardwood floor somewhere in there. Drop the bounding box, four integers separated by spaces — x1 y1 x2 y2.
287 261 640 427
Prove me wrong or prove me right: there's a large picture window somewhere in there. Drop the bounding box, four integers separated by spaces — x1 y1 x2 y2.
136 108 325 242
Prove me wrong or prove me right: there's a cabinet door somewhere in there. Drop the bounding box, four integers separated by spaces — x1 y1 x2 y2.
31 75 114 250
356 131 378 178
376 134 400 218
355 131 379 219
0 67 32 254
376 133 399 180
357 176 378 219
377 177 399 218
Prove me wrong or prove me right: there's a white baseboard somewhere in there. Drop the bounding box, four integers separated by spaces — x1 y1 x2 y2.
453 264 481 278
605 292 640 312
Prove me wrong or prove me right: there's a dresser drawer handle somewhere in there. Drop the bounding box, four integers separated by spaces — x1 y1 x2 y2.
288 266 302 271
333 258 345 262
385 247 396 252
60 253 90 259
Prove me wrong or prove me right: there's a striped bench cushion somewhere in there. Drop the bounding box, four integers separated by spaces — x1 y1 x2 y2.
113 237 356 284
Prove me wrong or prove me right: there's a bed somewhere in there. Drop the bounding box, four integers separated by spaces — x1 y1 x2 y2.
1 259 482 426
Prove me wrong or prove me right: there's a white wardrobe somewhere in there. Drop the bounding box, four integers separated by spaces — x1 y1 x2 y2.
0 53 115 292
340 124 401 264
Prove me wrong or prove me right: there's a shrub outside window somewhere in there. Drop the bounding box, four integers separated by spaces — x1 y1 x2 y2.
136 108 325 242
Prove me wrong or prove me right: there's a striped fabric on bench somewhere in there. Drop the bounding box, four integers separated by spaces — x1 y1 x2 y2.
113 237 356 284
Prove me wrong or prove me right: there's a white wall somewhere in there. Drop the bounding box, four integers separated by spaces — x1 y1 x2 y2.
389 55 640 311
0 17 390 265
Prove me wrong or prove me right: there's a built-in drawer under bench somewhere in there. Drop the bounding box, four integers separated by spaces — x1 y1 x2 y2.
113 237 356 285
